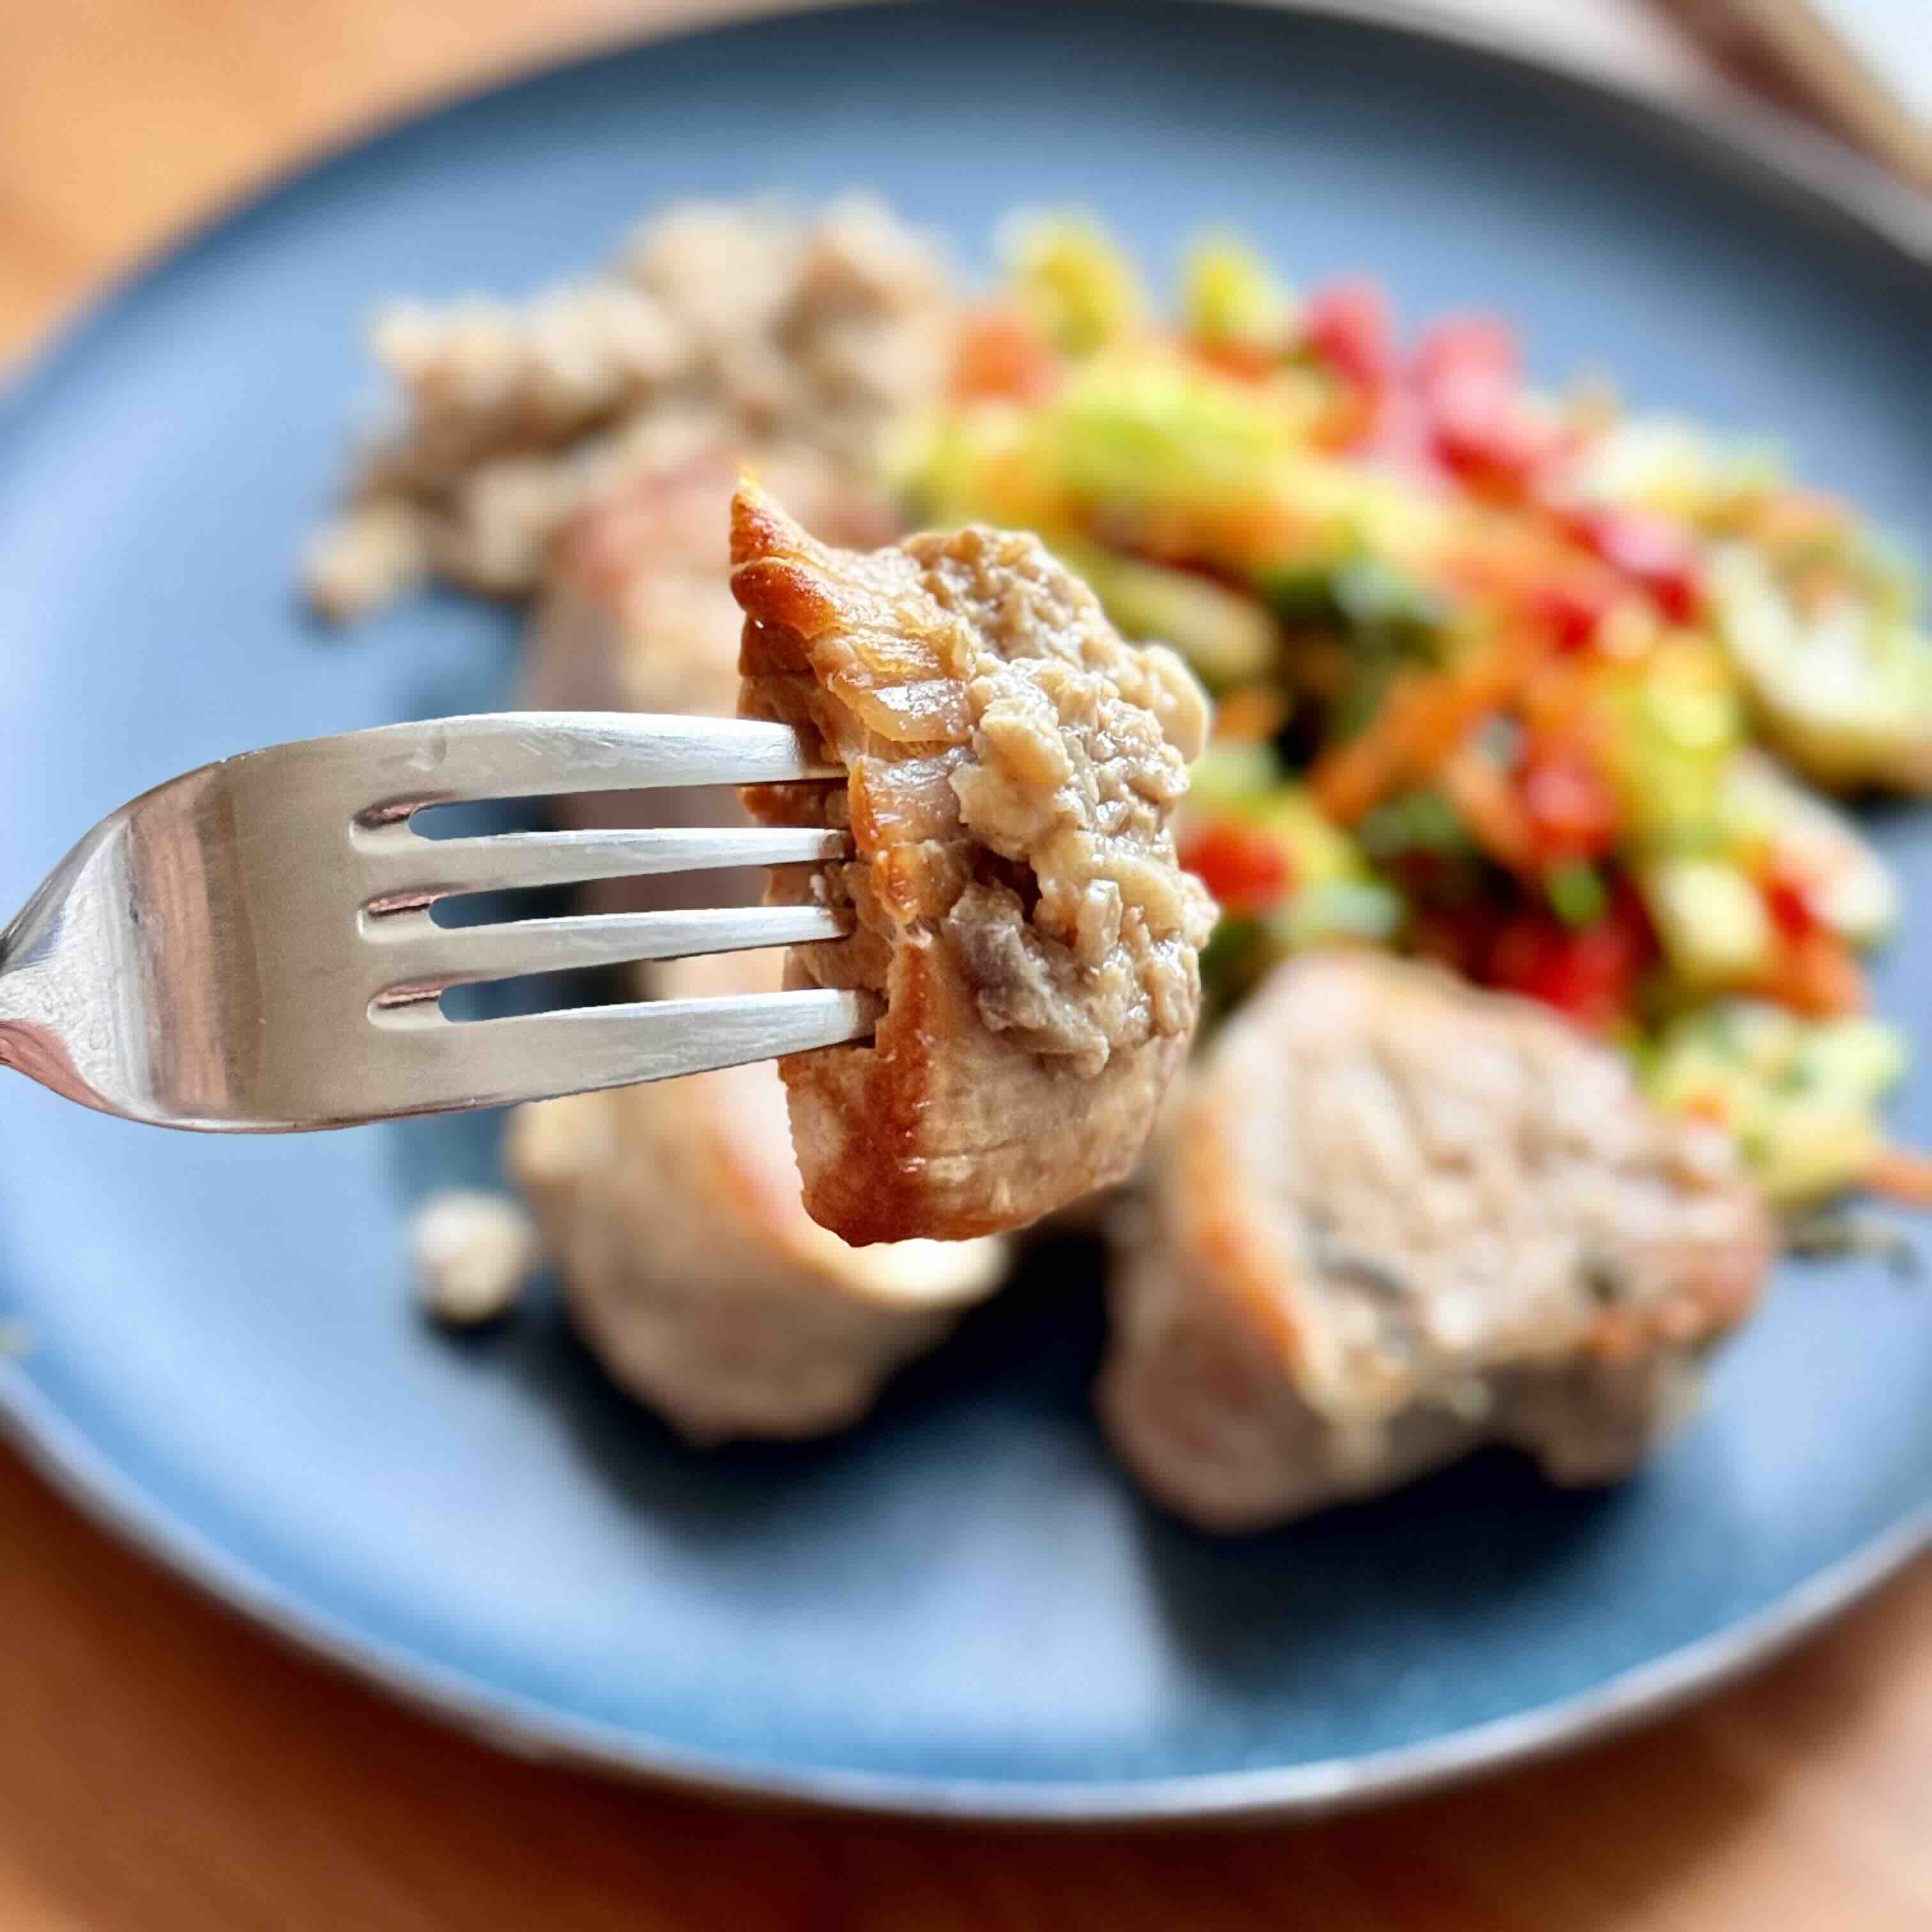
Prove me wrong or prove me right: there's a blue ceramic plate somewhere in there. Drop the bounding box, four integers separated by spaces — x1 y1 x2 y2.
0 1 1926 1821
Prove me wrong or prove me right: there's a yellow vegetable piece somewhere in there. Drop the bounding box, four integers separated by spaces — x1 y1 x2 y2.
1639 857 1773 992
999 211 1146 356
1645 1001 1908 1207
1183 234 1298 353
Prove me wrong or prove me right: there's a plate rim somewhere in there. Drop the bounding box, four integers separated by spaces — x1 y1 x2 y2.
1 0 1928 1825
3 1359 1926 1822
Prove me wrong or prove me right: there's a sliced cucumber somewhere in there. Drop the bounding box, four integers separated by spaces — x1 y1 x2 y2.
1709 544 1932 795
1639 857 1773 992
1646 1000 1908 1206
1721 747 1899 946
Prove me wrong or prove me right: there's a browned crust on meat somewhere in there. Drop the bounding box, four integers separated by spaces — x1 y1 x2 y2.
730 482 1208 1244
785 947 1193 1245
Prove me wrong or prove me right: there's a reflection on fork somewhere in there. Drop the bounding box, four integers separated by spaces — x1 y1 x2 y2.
0 712 871 1131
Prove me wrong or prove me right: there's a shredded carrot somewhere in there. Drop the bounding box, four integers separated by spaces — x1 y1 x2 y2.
1213 684 1292 744
1308 693 1412 823
1680 1091 1734 1130
1868 1145 1932 1210
1310 383 1385 455
1310 645 1524 824
1755 926 1869 1018
1208 498 1328 576
1437 743 1536 871
1748 488 1849 550
949 305 1055 402
1193 339 1277 384
1516 657 1601 744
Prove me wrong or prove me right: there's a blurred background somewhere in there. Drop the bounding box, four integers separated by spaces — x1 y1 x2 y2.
1 0 1928 367
1 3 1928 1928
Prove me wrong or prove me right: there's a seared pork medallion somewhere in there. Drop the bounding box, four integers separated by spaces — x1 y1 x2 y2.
730 482 1216 1245
524 451 899 913
526 450 898 721
1100 951 1773 1530
507 952 1007 1444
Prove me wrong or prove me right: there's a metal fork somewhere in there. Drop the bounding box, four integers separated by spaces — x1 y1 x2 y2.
0 712 867 1130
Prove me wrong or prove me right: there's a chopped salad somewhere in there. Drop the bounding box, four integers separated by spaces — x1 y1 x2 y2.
897 214 1932 1209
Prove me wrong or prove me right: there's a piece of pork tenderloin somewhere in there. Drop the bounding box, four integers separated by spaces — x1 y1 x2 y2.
526 450 898 719
521 452 898 910
730 480 1216 1246
505 948 1008 1445
1098 950 1773 1531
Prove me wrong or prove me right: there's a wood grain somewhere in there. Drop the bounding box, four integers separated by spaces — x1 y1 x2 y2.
0 3 1926 1927
2 1439 1927 1931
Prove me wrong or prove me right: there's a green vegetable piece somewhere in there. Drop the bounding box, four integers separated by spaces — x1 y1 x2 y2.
1644 1000 1907 1207
1264 556 1450 651
1333 557 1453 636
1043 356 1286 513
1271 878 1405 948
1055 540 1278 688
1196 915 1278 1017
1708 543 1932 794
1326 652 1403 744
1187 742 1285 812
1265 564 1344 622
1545 860 1609 930
1600 634 1744 854
1790 1017 1909 1107
1358 788 1471 861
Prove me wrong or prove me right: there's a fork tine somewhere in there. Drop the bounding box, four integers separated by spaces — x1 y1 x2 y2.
355 823 848 908
351 713 837 824
365 903 852 1000
366 989 876 1111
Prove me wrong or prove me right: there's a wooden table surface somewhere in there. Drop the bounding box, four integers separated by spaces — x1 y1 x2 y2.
2 4 1927 1926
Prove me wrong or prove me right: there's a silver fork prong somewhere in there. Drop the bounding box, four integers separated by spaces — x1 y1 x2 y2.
351 713 839 824
365 903 852 1002
365 988 876 1115
0 712 863 1131
355 824 849 908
